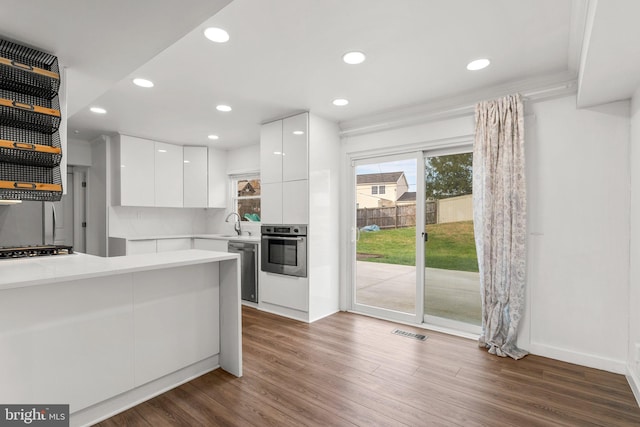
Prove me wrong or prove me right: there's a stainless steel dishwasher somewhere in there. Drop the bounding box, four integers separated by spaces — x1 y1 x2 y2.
227 241 258 303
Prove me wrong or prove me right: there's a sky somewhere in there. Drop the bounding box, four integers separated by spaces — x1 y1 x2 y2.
356 159 418 192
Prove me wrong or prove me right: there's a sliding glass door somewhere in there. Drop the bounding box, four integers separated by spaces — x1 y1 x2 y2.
351 148 481 333
423 151 481 333
352 153 423 324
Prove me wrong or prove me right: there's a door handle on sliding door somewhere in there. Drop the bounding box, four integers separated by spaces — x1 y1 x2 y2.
422 231 428 242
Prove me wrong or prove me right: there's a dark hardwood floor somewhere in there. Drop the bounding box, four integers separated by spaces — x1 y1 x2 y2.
98 307 640 426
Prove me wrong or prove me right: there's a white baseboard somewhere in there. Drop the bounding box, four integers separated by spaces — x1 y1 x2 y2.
627 366 640 408
71 355 219 427
528 341 626 374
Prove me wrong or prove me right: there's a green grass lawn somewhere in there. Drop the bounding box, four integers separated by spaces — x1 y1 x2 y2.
357 221 479 272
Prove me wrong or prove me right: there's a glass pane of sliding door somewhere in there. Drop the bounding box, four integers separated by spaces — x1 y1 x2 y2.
354 156 419 321
423 152 482 329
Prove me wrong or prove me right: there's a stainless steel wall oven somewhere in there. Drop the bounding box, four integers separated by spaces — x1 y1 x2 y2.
261 225 307 277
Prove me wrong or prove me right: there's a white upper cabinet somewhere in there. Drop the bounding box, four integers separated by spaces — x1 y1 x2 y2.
260 120 283 184
260 113 309 224
282 180 308 224
155 142 183 207
208 148 227 209
282 113 308 182
183 146 208 208
260 182 283 224
118 135 155 207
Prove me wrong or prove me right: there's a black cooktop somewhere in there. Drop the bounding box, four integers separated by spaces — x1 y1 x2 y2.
0 245 74 259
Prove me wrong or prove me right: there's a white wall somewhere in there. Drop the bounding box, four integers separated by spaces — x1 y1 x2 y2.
629 87 640 398
86 136 108 257
108 206 208 237
226 144 260 175
525 96 630 373
340 94 631 374
67 138 93 166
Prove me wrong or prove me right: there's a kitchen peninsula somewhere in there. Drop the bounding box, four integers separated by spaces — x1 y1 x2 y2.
0 250 241 427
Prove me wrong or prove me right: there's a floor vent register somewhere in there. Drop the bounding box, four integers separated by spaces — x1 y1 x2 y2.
391 329 428 341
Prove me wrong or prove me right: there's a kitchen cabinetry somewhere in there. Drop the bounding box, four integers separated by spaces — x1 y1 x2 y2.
183 146 208 208
282 180 308 224
260 112 308 224
258 113 340 322
155 141 183 207
117 135 155 207
282 113 308 181
260 272 308 312
259 120 283 184
208 147 226 208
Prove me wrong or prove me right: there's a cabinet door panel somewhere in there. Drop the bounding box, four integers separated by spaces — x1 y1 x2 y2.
260 272 308 311
208 148 226 208
282 113 308 182
183 146 208 208
282 180 308 224
120 136 155 207
260 120 283 184
261 182 282 224
155 142 183 207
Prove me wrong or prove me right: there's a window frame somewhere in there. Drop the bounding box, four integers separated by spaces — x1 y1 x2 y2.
230 173 261 222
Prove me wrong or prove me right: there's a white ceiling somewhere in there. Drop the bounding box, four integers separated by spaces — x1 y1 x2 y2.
2 0 638 150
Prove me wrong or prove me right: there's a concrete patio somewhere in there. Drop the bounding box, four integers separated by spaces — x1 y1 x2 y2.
356 261 482 325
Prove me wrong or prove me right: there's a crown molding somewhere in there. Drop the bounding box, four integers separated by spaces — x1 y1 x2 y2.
339 71 578 138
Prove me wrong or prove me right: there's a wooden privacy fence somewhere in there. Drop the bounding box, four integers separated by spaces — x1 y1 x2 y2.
357 201 439 229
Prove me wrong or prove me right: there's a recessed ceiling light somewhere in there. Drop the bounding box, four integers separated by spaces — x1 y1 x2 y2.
184 160 191 164
204 27 230 43
216 104 232 112
332 98 349 107
90 106 107 114
208 134 220 140
73 130 80 134
133 78 154 88
293 130 304 135
158 149 167 153
343 51 366 65
466 58 490 71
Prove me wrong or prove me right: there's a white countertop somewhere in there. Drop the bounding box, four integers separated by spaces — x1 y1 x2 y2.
111 234 261 243
0 250 239 291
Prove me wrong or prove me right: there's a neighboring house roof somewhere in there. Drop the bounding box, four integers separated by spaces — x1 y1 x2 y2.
397 191 416 202
356 172 404 184
239 180 260 195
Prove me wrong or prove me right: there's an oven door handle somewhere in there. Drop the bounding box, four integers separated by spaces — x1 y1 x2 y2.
264 236 305 241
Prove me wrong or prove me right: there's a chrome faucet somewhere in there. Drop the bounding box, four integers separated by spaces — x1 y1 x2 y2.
225 212 242 235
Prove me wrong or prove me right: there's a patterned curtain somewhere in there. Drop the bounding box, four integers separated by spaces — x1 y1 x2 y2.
473 93 527 360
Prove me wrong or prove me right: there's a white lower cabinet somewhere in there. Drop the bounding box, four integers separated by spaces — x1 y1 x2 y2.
193 238 228 252
260 271 308 312
127 239 157 255
133 264 219 386
156 238 192 252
